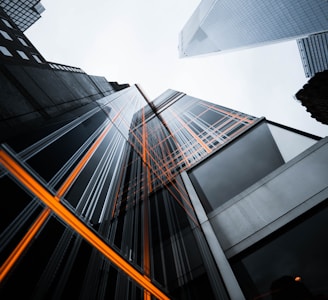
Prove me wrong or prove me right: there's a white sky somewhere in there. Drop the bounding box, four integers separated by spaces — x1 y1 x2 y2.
26 0 327 137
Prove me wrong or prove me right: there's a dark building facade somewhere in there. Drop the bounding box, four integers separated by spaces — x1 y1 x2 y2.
297 32 328 78
0 6 46 68
0 0 45 32
1 5 328 300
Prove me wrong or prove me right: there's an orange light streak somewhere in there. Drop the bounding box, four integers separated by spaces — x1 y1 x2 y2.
0 149 169 300
141 108 151 277
57 111 122 198
0 114 121 282
144 289 152 300
110 111 199 225
201 102 256 125
171 111 211 154
0 208 50 282
142 108 147 165
128 135 196 212
121 115 186 190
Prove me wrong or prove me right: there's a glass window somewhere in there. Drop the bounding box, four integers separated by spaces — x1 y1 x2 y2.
1 18 13 28
231 201 328 300
0 30 13 40
17 37 28 46
189 123 284 212
0 45 12 56
16 50 29 60
32 54 42 63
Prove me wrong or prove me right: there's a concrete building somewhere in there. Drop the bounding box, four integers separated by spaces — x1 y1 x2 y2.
179 0 328 57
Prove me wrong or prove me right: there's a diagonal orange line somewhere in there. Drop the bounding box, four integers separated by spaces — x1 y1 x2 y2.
126 127 197 209
0 149 169 300
57 111 122 198
0 118 118 283
0 208 51 282
171 111 211 154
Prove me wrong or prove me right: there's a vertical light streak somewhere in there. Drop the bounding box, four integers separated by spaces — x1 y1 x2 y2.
171 111 211 154
141 108 151 278
56 111 121 198
0 114 118 282
0 149 170 300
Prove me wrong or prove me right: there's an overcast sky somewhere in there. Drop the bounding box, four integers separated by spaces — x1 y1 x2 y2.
26 0 327 137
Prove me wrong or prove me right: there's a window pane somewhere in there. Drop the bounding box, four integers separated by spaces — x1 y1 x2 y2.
231 201 328 299
0 45 12 56
0 30 12 41
1 18 13 28
32 54 42 63
18 37 28 46
17 50 29 60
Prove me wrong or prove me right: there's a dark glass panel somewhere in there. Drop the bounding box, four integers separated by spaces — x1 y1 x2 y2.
149 184 219 299
0 204 42 266
60 238 93 298
63 127 119 207
189 122 284 212
171 273 216 300
231 200 328 300
200 109 224 126
0 216 66 299
0 175 36 233
27 110 107 182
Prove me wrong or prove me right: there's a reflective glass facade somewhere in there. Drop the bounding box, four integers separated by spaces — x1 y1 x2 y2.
297 32 328 78
189 122 285 213
2 4 328 299
179 0 328 57
0 80 258 298
231 200 328 299
0 0 45 32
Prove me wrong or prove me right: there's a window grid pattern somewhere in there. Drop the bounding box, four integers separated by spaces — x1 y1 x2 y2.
0 87 171 299
297 31 328 78
0 88 247 299
0 0 43 31
48 62 85 73
143 95 257 191
180 0 328 56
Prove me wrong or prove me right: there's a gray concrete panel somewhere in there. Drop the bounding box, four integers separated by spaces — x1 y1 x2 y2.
209 138 328 257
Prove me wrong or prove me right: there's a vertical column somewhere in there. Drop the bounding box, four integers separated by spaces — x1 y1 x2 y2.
141 108 151 300
181 171 245 300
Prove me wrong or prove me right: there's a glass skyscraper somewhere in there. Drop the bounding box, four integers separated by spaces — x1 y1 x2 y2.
1 5 328 300
0 0 45 32
297 32 328 78
179 0 328 57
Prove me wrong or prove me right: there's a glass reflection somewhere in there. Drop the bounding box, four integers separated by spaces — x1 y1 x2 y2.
231 201 328 300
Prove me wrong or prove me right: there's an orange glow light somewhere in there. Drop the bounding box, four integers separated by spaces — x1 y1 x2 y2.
57 110 122 198
171 111 211 154
0 148 169 300
294 276 302 282
0 208 51 282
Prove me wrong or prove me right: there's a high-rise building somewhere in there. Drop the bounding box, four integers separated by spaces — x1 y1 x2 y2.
297 32 328 78
1 5 328 300
0 0 45 32
0 6 46 67
179 0 328 57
